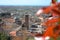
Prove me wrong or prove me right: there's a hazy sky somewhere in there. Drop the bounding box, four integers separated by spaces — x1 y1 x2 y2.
0 0 60 6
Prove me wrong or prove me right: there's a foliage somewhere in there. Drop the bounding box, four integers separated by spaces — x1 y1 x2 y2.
0 32 9 40
57 36 60 40
26 36 34 40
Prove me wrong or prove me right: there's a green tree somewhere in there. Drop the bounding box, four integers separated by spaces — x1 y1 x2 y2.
0 32 8 40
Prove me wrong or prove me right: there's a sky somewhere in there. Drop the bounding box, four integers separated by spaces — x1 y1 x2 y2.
0 0 60 6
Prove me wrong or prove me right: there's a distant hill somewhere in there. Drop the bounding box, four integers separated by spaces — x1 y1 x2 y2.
0 6 46 18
